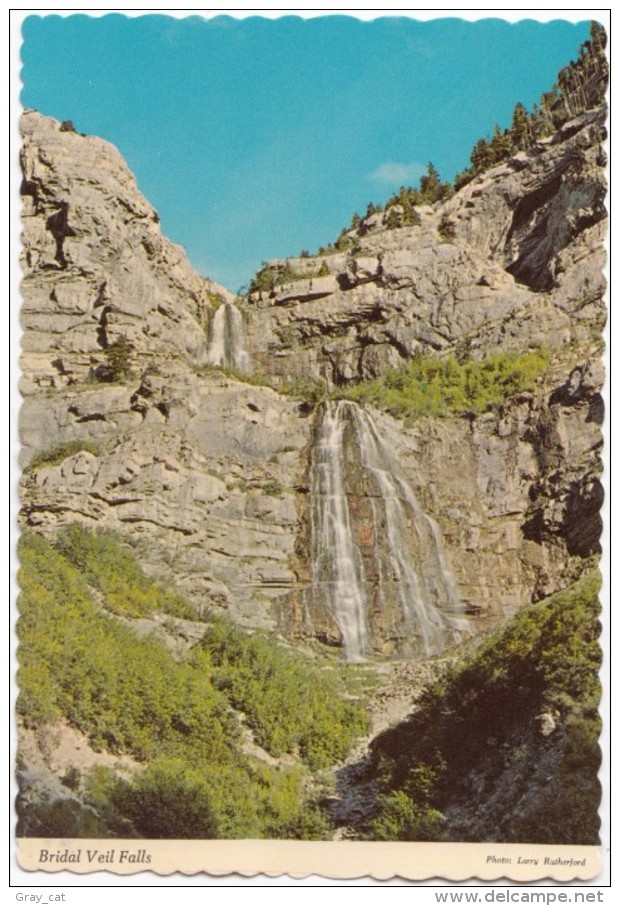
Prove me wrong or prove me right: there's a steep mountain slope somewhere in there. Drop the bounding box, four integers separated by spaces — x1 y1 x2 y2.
361 570 601 845
17 529 365 839
245 108 605 388
18 103 605 652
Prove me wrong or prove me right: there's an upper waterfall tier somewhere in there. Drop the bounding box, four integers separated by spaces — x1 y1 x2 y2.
206 301 251 373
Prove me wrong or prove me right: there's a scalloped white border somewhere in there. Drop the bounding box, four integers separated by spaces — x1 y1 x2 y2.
8 6 611 890
17 839 602 883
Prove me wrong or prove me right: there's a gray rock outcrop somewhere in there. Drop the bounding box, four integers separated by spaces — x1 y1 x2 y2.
20 110 232 395
246 108 606 389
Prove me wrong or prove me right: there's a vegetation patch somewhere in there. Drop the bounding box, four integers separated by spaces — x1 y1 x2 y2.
280 377 328 410
192 361 274 389
365 570 602 844
94 335 134 383
261 479 285 497
28 440 101 471
332 349 550 419
55 524 198 620
200 619 369 770
17 530 368 838
249 261 328 295
437 213 456 242
206 290 227 310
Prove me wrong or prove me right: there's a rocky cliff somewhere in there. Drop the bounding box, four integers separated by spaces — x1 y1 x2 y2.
246 107 605 388
19 111 307 630
18 107 605 656
20 111 234 395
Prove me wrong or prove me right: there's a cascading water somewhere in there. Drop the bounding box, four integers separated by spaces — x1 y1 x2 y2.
307 402 370 661
307 399 467 660
206 302 250 372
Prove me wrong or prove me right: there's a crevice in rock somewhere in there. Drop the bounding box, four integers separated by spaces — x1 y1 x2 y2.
96 305 113 348
20 177 40 209
93 282 107 309
118 515 195 535
563 477 603 557
45 201 76 269
586 395 604 425
76 413 107 423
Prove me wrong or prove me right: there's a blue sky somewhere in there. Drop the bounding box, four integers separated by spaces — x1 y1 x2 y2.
20 13 591 292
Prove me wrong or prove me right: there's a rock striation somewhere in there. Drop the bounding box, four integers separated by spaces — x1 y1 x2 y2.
18 108 606 653
20 370 309 629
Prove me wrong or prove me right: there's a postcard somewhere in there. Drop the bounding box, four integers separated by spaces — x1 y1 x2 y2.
13 10 608 884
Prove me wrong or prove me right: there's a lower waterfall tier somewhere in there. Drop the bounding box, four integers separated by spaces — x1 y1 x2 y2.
302 400 469 660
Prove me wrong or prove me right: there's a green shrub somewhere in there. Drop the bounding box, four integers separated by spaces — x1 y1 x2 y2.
332 349 550 420
437 214 456 241
17 532 235 761
385 187 422 228
28 440 100 471
101 757 223 838
193 362 274 389
103 335 133 381
369 790 445 841
61 766 81 791
55 524 197 619
16 794 111 839
83 755 329 840
200 619 369 770
281 377 328 409
16 530 368 838
206 290 227 310
249 261 327 295
365 570 602 844
261 479 285 497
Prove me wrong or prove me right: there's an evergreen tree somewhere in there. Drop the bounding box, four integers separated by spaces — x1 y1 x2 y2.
453 167 474 191
385 186 422 227
490 124 513 162
510 102 532 151
419 163 451 204
451 20 606 195
419 162 441 202
470 138 493 174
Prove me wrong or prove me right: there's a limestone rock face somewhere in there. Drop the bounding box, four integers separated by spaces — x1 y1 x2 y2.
20 370 311 628
246 108 606 389
19 111 232 394
19 111 308 628
18 109 605 652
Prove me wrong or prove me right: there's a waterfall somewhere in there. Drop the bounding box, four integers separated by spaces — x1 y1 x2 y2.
308 402 370 661
307 400 467 660
206 302 250 373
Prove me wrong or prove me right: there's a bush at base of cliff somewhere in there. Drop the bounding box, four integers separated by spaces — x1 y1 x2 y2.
55 523 198 619
200 618 369 771
368 791 445 842
364 570 602 844
17 530 370 838
82 757 328 840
